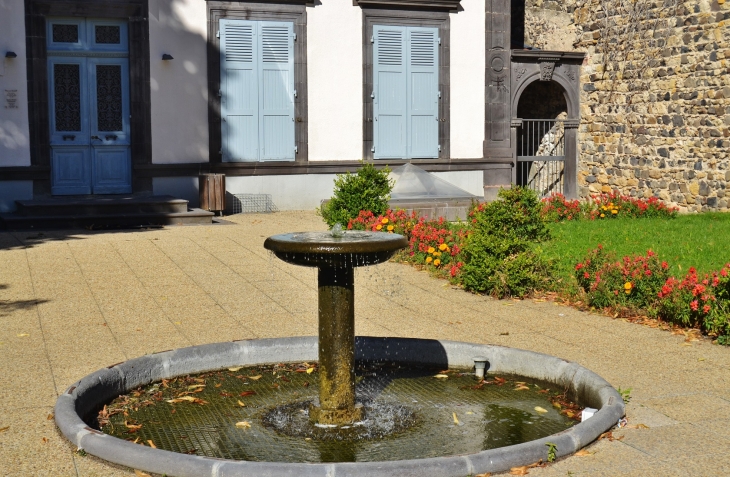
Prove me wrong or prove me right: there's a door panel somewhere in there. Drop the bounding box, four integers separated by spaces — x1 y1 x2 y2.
92 146 131 194
51 147 91 195
49 58 89 147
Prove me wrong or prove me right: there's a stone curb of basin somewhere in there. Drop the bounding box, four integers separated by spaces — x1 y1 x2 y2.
55 337 625 477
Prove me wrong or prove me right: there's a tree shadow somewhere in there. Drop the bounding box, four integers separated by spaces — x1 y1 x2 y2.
0 227 163 251
0 284 50 316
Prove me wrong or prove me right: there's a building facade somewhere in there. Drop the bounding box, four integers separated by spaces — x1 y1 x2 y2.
0 0 581 212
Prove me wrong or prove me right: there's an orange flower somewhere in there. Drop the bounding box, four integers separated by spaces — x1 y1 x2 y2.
426 256 433 263
381 218 389 224
438 243 449 252
427 246 436 254
433 259 441 266
387 225 394 231
375 224 382 230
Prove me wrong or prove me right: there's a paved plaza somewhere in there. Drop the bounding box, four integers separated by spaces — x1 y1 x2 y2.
1 211 729 476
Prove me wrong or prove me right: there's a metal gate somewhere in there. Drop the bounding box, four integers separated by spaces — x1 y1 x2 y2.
516 119 565 197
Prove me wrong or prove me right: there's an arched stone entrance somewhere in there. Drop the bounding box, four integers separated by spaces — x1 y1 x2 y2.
510 51 583 198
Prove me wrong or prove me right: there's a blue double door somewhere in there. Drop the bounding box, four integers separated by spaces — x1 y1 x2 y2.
48 18 131 195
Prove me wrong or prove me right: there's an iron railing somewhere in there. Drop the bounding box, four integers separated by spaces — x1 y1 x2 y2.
516 119 565 197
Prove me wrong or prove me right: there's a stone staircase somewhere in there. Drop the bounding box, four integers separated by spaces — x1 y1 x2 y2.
0 195 215 230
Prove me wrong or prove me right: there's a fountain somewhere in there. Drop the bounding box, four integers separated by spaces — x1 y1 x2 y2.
54 226 625 477
263 228 407 425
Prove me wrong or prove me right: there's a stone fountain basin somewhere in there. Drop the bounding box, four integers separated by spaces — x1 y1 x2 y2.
264 232 408 268
55 337 624 477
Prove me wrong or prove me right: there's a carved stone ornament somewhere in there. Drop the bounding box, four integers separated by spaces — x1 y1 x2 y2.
566 69 577 82
540 61 555 81
493 75 507 93
514 66 526 82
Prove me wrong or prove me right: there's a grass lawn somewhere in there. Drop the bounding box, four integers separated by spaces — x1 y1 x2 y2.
543 212 730 286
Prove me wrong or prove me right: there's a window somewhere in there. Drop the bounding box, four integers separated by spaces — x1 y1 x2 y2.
372 25 439 159
219 19 295 162
208 2 308 164
362 9 450 161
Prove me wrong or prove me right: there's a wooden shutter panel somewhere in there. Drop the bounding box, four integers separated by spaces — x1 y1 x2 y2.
373 25 407 159
259 22 295 161
407 27 439 158
220 19 258 162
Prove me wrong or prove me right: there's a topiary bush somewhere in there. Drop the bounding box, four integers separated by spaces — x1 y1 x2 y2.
318 163 393 227
460 187 552 298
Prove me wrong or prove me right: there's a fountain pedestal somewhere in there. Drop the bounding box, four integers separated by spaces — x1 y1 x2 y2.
311 267 363 425
263 230 408 425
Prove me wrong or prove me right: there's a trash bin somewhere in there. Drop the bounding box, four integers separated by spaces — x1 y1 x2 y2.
199 173 226 215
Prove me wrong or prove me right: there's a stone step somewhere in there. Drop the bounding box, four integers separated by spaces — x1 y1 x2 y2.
0 195 216 230
0 209 215 230
14 195 189 216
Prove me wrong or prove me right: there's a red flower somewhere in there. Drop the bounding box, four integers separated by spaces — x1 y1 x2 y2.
690 300 699 311
703 304 711 314
584 272 590 279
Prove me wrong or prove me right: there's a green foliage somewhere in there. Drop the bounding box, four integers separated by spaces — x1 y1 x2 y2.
617 387 632 404
545 442 558 463
460 187 552 298
318 163 393 227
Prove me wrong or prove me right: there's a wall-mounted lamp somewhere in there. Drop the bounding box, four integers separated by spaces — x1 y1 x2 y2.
5 52 17 58
161 54 174 60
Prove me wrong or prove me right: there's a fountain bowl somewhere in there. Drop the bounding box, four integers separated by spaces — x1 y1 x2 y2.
264 231 408 268
55 336 624 477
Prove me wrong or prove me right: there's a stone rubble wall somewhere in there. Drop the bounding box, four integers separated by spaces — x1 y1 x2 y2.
524 0 730 211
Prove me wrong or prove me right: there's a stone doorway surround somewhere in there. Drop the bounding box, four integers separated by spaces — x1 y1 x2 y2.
510 50 584 198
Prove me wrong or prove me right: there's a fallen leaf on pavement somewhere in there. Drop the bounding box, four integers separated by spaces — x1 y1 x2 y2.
47 413 54 420
509 466 529 475
475 473 491 477
453 413 460 425
41 437 49 443
574 450 592 456
147 440 156 448
17 333 29 337
0 426 9 433
134 470 152 477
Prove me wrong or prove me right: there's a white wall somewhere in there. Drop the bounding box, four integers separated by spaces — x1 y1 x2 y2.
226 175 337 211
307 1 363 161
450 0 485 158
0 0 31 166
148 0 209 164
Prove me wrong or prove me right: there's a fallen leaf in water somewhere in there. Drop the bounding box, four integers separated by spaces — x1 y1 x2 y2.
453 412 460 425
433 374 449 379
494 377 506 385
509 466 529 475
215 383 222 388
145 440 156 448
134 470 152 477
249 375 262 380
534 406 548 413
574 449 592 456
228 367 243 372
237 400 246 407
239 391 257 397
235 421 251 429
306 367 315 374
537 389 549 394
188 384 206 390
514 385 530 391
124 421 143 432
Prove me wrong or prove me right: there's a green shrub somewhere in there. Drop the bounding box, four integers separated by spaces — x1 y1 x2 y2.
460 187 552 298
318 163 393 227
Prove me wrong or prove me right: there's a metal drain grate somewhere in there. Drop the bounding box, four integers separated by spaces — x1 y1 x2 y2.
230 194 279 214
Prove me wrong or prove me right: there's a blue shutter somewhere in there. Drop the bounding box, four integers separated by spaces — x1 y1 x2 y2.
407 27 439 158
220 19 259 162
373 25 407 159
259 22 295 161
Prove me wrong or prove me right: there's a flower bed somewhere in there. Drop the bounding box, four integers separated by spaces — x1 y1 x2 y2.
541 191 678 222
